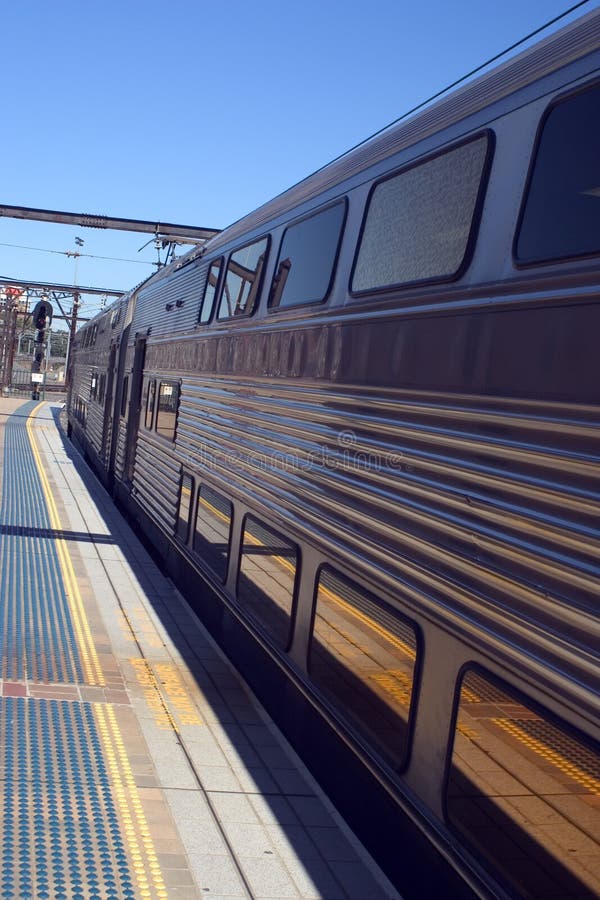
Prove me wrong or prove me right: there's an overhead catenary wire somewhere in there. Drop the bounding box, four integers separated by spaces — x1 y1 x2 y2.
0 241 153 266
294 0 594 184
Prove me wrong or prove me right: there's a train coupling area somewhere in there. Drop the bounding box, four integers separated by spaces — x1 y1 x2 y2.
0 399 400 900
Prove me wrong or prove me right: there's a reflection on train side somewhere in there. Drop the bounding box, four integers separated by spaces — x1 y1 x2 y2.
155 381 180 441
448 670 600 899
176 473 193 543
309 568 418 771
237 517 298 649
194 485 233 583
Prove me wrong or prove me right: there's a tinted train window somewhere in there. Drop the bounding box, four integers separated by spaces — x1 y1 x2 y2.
194 485 233 582
217 237 269 319
237 517 298 649
309 568 418 770
155 381 180 441
120 376 129 418
269 202 346 308
352 134 489 292
145 379 156 430
199 259 222 323
447 669 600 899
517 82 600 263
176 473 194 543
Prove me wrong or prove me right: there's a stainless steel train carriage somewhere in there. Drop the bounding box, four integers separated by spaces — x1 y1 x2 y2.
68 11 600 899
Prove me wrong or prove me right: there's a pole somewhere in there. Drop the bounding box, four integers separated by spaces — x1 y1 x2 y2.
65 291 79 390
3 299 18 394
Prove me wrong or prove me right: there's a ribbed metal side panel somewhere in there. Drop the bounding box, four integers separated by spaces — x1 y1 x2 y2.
131 261 210 340
114 419 127 482
203 10 600 253
85 400 104 459
175 375 599 681
132 434 180 534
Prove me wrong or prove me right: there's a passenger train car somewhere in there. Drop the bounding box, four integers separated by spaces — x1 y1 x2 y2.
68 11 600 899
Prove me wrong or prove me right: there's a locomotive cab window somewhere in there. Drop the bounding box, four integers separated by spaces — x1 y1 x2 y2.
516 80 600 263
351 133 491 293
309 567 419 771
269 201 346 308
198 259 222 324
237 517 298 650
447 669 600 899
217 237 269 319
155 381 180 442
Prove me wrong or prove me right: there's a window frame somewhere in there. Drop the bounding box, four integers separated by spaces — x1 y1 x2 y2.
513 77 600 268
349 130 494 298
144 378 157 431
236 513 300 652
90 372 98 402
268 198 348 312
308 564 421 773
176 471 195 545
444 662 600 896
216 235 271 321
154 379 181 443
198 257 224 325
193 482 234 583
120 375 129 418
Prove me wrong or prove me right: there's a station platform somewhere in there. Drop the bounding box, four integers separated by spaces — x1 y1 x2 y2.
0 399 400 900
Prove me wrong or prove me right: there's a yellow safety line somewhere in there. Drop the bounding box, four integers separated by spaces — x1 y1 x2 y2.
26 406 167 896
26 404 104 686
94 704 168 899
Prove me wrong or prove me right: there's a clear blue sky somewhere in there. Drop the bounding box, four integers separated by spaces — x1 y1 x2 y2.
1 0 596 323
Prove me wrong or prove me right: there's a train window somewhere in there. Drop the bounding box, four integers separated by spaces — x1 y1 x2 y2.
217 237 269 319
199 259 222 324
110 306 121 329
309 567 418 770
194 484 233 582
155 381 180 442
176 473 194 543
516 81 600 263
90 373 98 401
120 376 129 418
269 201 346 309
447 668 600 899
145 379 156 430
351 134 490 293
237 516 298 650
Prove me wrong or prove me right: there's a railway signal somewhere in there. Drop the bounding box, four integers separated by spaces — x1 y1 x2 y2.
30 298 53 400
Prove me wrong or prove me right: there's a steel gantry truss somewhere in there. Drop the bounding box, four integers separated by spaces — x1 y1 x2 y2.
0 204 220 393
0 279 123 392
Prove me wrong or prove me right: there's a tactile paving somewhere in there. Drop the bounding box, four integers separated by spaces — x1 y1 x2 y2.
0 403 83 683
0 696 135 900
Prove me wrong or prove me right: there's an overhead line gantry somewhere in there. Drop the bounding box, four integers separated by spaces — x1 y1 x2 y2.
0 203 220 244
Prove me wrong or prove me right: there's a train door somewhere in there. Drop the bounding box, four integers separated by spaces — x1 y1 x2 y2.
101 344 117 466
123 336 146 485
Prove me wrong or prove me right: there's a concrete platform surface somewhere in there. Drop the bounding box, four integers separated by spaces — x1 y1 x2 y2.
0 398 400 900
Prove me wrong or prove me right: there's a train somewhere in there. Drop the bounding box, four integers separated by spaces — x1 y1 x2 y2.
67 10 600 899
